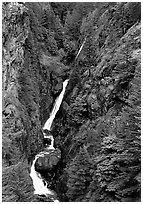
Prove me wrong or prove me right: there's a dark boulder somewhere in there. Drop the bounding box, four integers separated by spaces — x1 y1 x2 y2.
43 129 52 136
35 149 61 172
43 138 52 148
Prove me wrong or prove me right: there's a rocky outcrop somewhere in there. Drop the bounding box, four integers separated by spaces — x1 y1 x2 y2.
35 149 61 172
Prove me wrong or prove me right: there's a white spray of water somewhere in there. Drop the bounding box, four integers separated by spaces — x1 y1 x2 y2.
30 80 69 201
75 37 87 61
43 79 69 131
30 152 59 202
30 153 53 196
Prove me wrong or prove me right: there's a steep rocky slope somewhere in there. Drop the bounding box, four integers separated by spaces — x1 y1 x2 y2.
2 2 141 202
2 2 67 201
52 2 141 202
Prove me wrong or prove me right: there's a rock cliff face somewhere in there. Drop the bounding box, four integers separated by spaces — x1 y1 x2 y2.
2 2 67 202
2 2 141 202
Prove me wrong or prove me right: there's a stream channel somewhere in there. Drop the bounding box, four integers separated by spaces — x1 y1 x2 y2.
30 80 69 202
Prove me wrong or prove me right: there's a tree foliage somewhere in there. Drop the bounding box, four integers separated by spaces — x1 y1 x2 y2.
66 148 92 201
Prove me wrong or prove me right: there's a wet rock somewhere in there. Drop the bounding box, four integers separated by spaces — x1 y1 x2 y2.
36 194 59 202
52 79 63 95
35 149 61 172
62 101 69 111
43 129 52 135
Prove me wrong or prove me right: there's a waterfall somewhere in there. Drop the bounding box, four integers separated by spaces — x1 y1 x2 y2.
43 79 69 131
30 79 69 201
75 37 87 61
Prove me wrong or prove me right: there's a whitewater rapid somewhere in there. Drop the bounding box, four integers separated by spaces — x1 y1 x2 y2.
30 79 69 201
30 153 53 196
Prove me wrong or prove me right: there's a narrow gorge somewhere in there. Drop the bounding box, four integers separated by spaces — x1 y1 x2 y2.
30 79 69 202
2 2 141 202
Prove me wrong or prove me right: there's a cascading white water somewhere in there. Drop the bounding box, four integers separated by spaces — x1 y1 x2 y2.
29 37 86 200
75 37 87 61
43 79 69 131
30 153 53 195
30 79 69 201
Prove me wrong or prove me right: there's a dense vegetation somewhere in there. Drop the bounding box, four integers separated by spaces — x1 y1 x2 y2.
2 2 141 202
